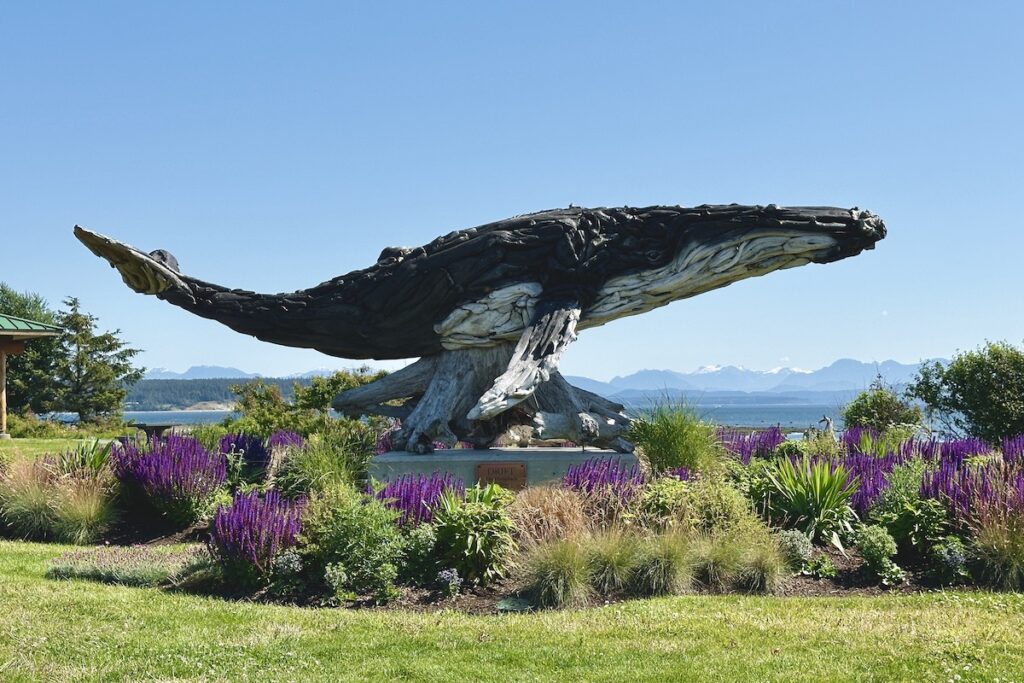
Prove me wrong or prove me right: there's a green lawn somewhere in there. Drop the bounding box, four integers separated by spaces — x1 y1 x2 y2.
0 541 1022 681
0 438 86 461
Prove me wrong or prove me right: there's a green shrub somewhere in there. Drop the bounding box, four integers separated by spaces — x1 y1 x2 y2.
870 461 947 558
971 508 1024 591
400 522 438 586
299 485 405 603
842 377 922 432
776 529 813 570
638 476 692 530
929 535 972 585
802 554 838 579
631 532 694 596
189 423 232 453
525 539 593 609
587 530 639 594
688 478 757 534
855 525 905 586
432 483 516 586
629 402 723 474
763 456 858 548
46 545 209 587
7 412 76 439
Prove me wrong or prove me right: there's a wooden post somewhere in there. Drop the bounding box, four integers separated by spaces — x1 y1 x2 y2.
0 350 8 438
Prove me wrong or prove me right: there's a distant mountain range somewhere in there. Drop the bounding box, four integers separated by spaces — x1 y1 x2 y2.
143 366 341 380
145 358 931 395
564 358 932 401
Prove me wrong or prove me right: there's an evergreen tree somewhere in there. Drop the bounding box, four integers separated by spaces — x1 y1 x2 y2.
0 283 60 412
53 297 144 422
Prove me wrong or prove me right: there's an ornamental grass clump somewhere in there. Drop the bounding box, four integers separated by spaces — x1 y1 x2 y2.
587 530 640 594
112 435 227 527
372 472 463 528
525 538 594 609
631 532 694 596
209 490 305 588
629 401 723 473
508 485 589 547
0 458 59 539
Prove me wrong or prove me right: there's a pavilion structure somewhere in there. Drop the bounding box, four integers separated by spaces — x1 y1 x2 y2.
0 313 61 439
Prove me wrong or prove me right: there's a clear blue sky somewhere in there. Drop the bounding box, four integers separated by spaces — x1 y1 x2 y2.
2 2 1021 380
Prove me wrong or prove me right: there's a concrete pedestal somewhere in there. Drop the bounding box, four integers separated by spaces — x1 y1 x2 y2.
369 447 639 489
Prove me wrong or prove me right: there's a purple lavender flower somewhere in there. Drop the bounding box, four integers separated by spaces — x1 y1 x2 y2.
267 430 305 450
372 472 463 527
718 425 785 464
563 457 646 503
112 435 227 526
208 490 304 586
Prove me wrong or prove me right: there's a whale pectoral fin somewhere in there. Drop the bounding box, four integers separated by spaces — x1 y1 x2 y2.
467 298 581 421
74 226 192 299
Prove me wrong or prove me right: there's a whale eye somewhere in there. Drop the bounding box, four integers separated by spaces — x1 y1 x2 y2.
645 249 662 262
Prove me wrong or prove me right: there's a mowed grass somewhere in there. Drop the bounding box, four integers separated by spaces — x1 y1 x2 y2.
0 541 1022 682
0 438 88 461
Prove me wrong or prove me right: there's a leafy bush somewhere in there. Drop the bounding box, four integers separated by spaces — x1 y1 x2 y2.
802 554 838 579
46 545 209 587
869 460 947 555
401 522 439 585
855 525 905 586
909 341 1024 442
638 476 692 530
111 436 227 527
208 490 305 589
508 485 588 547
688 478 757 534
432 483 516 586
299 485 405 602
525 539 593 608
587 530 639 594
629 402 723 474
776 529 814 569
842 377 923 432
929 535 972 585
762 456 858 547
631 532 694 596
372 472 463 528
971 505 1024 590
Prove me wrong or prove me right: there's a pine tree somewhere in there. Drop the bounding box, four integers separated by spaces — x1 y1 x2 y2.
53 297 144 422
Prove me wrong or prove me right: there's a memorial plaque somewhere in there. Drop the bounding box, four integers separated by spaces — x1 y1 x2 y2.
475 461 527 490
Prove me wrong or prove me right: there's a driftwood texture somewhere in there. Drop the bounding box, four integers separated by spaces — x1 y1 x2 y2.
75 204 885 452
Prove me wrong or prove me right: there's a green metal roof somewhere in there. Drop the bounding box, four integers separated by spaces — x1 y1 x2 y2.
0 312 62 336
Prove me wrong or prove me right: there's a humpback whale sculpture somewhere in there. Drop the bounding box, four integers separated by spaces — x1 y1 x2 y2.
75 204 885 453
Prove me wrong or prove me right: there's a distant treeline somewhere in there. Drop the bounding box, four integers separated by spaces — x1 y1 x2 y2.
125 378 313 410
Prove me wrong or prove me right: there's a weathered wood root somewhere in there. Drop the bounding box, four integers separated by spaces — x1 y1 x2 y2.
332 344 634 454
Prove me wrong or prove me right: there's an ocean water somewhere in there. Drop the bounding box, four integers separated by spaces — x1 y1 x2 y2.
115 404 842 431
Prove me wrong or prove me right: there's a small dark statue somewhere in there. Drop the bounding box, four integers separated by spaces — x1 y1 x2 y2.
76 204 884 452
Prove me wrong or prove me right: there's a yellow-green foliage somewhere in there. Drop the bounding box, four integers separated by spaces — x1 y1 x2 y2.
508 485 589 547
525 539 593 609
